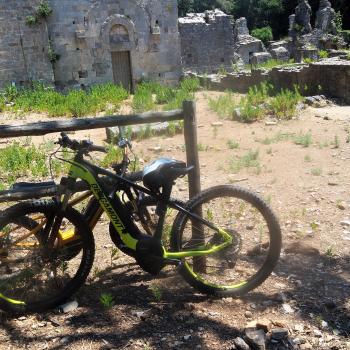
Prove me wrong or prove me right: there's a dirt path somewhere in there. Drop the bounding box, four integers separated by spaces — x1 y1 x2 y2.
0 92 349 350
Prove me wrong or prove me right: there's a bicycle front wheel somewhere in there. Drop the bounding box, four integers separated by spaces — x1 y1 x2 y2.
0 200 95 314
170 185 281 296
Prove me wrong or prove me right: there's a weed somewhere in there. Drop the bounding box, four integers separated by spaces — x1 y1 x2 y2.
132 84 156 113
227 139 240 149
149 285 163 301
269 87 302 120
249 59 295 71
266 148 273 155
293 132 312 147
230 150 261 174
310 221 320 231
25 15 38 26
218 65 227 76
311 168 322 176
100 144 123 168
325 246 336 258
110 247 119 265
247 82 273 105
0 141 66 185
304 58 314 64
235 98 265 123
208 92 236 119
100 293 115 309
6 82 128 118
319 50 329 59
304 155 312 162
37 1 53 18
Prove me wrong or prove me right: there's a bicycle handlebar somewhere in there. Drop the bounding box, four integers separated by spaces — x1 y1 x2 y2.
56 133 107 154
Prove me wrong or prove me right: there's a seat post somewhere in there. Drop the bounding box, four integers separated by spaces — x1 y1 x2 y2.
154 184 173 241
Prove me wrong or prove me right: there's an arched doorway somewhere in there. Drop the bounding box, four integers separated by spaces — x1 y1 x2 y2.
110 24 132 91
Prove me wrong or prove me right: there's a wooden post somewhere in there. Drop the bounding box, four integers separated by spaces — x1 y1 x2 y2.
183 101 205 273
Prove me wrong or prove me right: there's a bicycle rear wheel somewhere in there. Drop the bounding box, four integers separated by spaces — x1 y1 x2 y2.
0 200 95 314
170 185 281 296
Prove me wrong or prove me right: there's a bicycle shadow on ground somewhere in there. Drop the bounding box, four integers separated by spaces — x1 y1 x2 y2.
0 248 349 349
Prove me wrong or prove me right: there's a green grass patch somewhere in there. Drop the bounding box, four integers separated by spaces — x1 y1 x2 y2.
4 82 129 118
0 141 67 186
293 132 312 147
230 150 261 174
249 59 295 71
208 92 236 119
227 139 240 149
269 87 303 120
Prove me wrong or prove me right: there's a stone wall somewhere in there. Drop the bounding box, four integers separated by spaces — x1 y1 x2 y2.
0 0 181 89
196 59 350 104
179 10 235 73
0 0 54 89
47 0 181 89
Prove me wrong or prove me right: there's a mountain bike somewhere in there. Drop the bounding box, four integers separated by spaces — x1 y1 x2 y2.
0 133 282 314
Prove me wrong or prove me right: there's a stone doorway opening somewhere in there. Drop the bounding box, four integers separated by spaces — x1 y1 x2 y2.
111 51 132 91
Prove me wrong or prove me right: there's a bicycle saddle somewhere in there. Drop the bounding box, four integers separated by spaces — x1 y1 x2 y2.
142 158 193 191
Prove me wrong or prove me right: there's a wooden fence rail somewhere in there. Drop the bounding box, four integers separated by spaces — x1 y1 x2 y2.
0 101 201 201
0 100 204 270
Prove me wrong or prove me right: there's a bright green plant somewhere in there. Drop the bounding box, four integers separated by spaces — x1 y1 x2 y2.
36 1 53 18
132 83 156 112
149 285 163 301
251 26 273 45
100 144 123 168
235 98 264 123
25 15 38 26
100 293 115 309
247 82 273 105
319 50 329 59
269 87 302 120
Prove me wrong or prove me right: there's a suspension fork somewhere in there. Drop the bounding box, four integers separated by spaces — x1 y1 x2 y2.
45 178 75 250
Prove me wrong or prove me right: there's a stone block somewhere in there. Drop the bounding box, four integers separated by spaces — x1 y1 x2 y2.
250 52 272 65
270 47 290 61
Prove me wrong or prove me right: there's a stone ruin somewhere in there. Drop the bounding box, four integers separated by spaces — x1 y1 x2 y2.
286 0 346 61
315 0 337 35
179 10 266 73
0 1 348 89
0 0 181 90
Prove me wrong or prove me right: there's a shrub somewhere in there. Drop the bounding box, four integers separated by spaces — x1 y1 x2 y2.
36 1 53 18
319 50 329 59
179 77 200 93
335 11 343 33
132 83 156 112
251 26 273 45
4 84 19 102
25 15 38 26
0 141 65 184
247 82 273 105
230 150 261 174
208 92 236 119
236 98 265 123
269 87 302 120
5 82 129 118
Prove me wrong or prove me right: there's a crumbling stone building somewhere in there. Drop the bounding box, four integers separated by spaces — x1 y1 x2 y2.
0 0 181 90
179 10 265 73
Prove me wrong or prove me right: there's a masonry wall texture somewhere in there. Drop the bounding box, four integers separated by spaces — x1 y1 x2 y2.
0 0 54 89
197 59 350 104
179 10 235 73
0 0 181 89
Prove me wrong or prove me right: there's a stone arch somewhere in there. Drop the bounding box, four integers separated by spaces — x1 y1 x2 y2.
109 24 129 44
101 14 137 50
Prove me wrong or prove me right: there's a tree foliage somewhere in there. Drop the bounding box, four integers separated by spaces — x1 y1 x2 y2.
178 0 350 38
